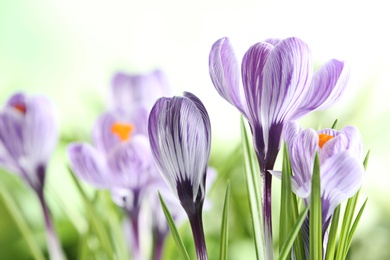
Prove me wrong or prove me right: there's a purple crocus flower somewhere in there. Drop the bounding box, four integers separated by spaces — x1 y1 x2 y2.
0 93 65 260
272 121 364 256
209 37 349 257
148 92 211 260
67 112 158 260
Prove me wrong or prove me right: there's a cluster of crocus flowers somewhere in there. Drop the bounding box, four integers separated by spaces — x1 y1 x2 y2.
67 70 174 260
0 93 65 260
209 36 350 258
148 92 211 260
274 121 364 257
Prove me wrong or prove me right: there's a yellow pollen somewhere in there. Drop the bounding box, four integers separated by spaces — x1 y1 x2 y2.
111 122 134 142
13 104 26 114
318 134 333 148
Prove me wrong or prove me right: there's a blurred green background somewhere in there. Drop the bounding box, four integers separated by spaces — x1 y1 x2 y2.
1 0 389 259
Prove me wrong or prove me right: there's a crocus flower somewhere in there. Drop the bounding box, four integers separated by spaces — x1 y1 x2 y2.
67 112 159 260
148 92 211 260
272 121 364 256
209 37 349 257
0 92 65 260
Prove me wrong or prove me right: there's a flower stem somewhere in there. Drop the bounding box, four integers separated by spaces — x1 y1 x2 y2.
37 190 65 260
152 229 167 260
189 211 208 260
262 169 274 260
125 191 142 260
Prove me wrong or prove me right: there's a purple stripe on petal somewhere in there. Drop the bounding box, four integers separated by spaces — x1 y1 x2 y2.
67 143 111 188
241 42 273 125
209 37 249 117
293 59 349 119
321 151 364 220
263 38 280 46
261 37 312 151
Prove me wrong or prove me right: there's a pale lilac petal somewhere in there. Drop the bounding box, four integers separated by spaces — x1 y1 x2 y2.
111 69 170 114
67 143 111 188
321 151 364 220
292 60 350 119
107 135 155 189
340 126 364 159
289 128 318 199
261 37 312 152
241 42 273 124
92 112 120 155
263 38 280 46
7 92 26 107
209 37 249 117
0 108 24 163
284 121 302 148
22 96 58 169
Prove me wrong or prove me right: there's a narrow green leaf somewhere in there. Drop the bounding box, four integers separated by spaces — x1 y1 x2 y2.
0 183 46 260
279 143 292 256
158 192 190 260
345 198 368 253
325 205 341 260
240 117 265 259
219 181 231 260
278 207 309 260
331 119 338 129
291 194 305 260
336 150 369 260
310 153 322 260
67 167 114 257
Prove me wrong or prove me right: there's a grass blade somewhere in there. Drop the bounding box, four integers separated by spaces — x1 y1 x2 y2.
279 143 292 256
67 167 114 257
325 205 340 260
158 192 190 260
291 194 305 260
310 153 322 260
0 183 46 260
278 207 309 260
240 117 265 259
219 181 231 260
336 150 369 260
345 198 368 253
331 119 338 129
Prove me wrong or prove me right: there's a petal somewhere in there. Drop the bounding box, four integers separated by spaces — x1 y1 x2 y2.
22 95 59 167
321 151 364 220
293 60 350 119
209 37 249 117
288 128 318 199
0 108 24 163
261 37 313 151
148 95 211 202
263 38 281 46
340 126 364 159
111 70 171 114
92 112 121 155
67 143 111 188
241 42 273 125
107 135 155 189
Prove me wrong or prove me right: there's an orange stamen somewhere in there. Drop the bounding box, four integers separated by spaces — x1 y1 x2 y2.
111 122 135 142
13 104 26 114
318 133 333 148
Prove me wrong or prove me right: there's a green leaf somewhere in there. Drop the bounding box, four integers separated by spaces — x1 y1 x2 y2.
291 194 305 260
345 198 368 253
158 192 190 260
310 153 322 260
67 167 114 257
325 205 340 260
331 119 338 129
240 117 265 259
0 183 46 260
219 181 231 260
279 143 292 256
278 207 309 260
336 150 370 260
